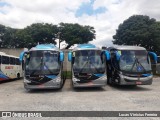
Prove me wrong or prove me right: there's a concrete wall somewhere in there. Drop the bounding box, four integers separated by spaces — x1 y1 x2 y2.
63 49 71 71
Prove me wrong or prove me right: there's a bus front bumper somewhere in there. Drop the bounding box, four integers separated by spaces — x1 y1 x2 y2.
24 78 62 89
119 74 153 85
72 76 107 88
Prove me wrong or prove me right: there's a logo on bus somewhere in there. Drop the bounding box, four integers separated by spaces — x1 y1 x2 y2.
137 66 142 71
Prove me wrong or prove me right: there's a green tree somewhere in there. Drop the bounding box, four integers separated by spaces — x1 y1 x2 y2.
59 23 95 49
148 22 160 54
25 23 58 45
113 15 160 54
0 24 6 47
0 22 96 49
15 23 58 48
15 29 34 48
0 24 18 48
2 27 18 48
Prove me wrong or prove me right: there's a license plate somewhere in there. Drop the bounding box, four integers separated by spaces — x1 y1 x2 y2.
88 82 93 86
136 81 142 85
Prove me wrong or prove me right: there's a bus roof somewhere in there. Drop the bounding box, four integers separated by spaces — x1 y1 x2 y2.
30 44 59 51
0 52 6 55
0 52 19 58
72 44 100 51
108 45 146 51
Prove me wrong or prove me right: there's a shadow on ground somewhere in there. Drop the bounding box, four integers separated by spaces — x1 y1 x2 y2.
0 78 22 84
72 87 106 92
109 84 152 91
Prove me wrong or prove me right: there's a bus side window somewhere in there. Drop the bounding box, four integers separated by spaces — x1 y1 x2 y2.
2 56 9 64
16 58 21 65
10 57 16 65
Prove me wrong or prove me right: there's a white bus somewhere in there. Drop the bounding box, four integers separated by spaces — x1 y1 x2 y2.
0 52 22 81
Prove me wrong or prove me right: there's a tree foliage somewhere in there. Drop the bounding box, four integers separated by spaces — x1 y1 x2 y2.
0 25 18 48
59 23 96 49
113 15 160 54
0 23 95 49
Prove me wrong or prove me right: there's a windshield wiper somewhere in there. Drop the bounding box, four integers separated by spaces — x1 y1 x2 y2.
89 60 103 73
28 57 43 75
78 60 89 73
78 56 103 73
43 62 59 75
29 63 42 75
136 58 146 72
130 57 146 72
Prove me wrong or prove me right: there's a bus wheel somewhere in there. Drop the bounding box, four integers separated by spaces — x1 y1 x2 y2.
17 73 20 79
57 80 63 90
24 85 31 92
107 78 113 85
60 80 64 89
24 87 31 92
130 85 137 87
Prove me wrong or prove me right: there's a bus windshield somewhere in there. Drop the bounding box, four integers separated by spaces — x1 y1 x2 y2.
119 50 151 72
25 50 60 75
73 50 105 73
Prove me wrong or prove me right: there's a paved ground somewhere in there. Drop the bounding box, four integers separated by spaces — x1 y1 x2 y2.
0 77 160 120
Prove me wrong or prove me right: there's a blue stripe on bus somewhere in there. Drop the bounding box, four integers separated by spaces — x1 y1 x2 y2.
94 74 104 77
0 71 9 79
45 75 57 79
142 74 152 77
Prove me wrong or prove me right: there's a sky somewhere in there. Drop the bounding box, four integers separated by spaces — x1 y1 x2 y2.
0 0 160 48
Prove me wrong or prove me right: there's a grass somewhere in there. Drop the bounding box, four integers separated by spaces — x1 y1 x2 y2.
62 71 72 79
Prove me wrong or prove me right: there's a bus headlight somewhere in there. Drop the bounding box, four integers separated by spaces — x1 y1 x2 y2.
55 78 60 82
73 78 80 82
24 78 31 83
120 74 124 79
100 76 107 81
52 77 61 83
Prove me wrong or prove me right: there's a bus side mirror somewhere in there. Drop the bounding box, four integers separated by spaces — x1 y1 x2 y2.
19 51 26 62
60 51 64 62
19 51 28 70
115 52 121 61
105 51 110 61
148 52 157 64
68 51 72 62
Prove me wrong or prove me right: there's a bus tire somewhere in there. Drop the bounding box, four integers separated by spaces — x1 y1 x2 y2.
107 78 113 85
130 85 137 87
17 73 20 79
59 80 64 90
24 87 31 92
57 79 64 90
